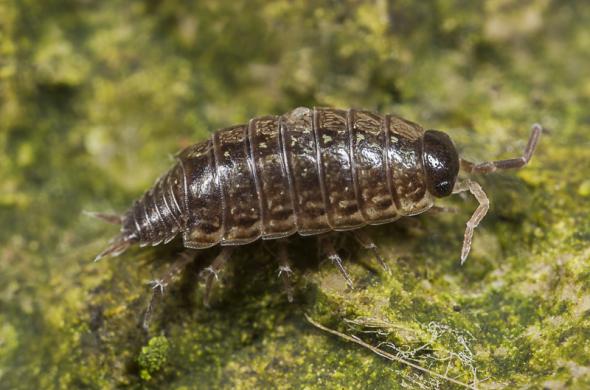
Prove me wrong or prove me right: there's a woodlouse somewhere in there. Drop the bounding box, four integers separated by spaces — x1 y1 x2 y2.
90 107 541 303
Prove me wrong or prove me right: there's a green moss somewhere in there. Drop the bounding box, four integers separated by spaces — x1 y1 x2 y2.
578 180 590 198
137 336 170 381
1 0 590 388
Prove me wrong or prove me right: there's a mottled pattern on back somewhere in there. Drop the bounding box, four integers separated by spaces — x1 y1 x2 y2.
350 110 400 223
125 107 435 248
386 115 433 215
181 141 223 248
248 116 297 239
213 125 262 244
314 108 365 230
282 107 331 234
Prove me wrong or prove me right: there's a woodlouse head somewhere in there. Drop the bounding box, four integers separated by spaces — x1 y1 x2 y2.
423 130 460 198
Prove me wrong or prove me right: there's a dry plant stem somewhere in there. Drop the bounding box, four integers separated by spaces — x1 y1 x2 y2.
304 314 477 390
453 180 490 264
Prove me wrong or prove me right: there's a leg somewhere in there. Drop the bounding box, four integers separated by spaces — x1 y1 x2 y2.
142 251 196 331
276 243 295 303
352 230 390 274
461 123 542 174
200 247 233 307
453 180 490 264
321 237 354 289
428 205 459 214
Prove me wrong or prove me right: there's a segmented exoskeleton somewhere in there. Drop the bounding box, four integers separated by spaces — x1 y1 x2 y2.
90 107 541 304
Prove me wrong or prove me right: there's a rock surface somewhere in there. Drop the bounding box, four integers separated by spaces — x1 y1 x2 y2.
1 1 589 388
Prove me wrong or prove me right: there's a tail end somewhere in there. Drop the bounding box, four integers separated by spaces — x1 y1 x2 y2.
85 210 135 261
83 211 123 225
94 235 133 262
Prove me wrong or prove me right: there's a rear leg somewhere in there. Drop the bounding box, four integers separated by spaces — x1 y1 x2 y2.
142 250 197 331
320 236 354 289
276 242 295 303
200 247 233 307
352 230 390 274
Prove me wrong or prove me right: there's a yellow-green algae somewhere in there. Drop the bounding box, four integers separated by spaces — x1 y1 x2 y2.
1 0 589 388
138 336 170 381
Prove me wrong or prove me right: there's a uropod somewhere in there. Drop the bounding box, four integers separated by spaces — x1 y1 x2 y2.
89 107 542 304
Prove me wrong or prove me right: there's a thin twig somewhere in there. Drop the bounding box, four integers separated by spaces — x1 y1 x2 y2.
305 314 477 390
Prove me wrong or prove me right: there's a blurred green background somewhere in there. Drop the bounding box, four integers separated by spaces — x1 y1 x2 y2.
1 0 589 388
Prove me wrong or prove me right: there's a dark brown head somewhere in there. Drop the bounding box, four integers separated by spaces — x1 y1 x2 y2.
423 130 460 198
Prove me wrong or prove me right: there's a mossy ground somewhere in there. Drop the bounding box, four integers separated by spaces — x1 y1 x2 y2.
1 1 589 388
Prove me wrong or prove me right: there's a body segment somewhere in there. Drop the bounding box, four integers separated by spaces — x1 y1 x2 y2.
249 115 297 239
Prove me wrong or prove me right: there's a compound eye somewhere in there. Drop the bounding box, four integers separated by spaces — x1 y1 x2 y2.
423 130 460 198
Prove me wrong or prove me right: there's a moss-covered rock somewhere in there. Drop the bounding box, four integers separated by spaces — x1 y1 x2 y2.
1 1 589 388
